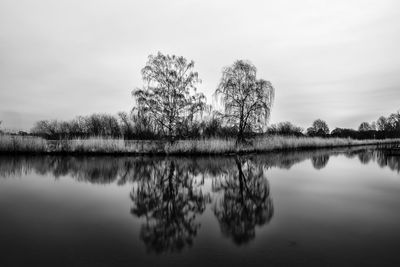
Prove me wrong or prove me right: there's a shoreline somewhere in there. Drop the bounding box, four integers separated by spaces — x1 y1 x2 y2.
0 135 399 156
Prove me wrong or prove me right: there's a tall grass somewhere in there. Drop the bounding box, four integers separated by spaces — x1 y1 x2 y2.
164 136 400 154
0 135 47 153
0 134 399 155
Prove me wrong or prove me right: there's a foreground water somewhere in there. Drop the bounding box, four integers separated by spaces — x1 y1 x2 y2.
1 146 400 266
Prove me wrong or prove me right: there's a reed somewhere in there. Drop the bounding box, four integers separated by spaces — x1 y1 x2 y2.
0 135 47 153
0 135 399 155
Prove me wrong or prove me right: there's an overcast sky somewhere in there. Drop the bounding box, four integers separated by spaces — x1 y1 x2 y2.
1 0 400 131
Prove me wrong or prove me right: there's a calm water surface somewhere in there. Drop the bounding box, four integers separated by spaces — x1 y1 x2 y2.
1 146 400 266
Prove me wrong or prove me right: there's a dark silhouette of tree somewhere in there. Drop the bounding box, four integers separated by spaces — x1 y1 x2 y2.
130 160 210 253
214 60 275 142
306 127 316 136
132 52 206 140
311 155 330 170
330 127 355 138
377 116 388 131
358 150 374 164
85 114 120 137
387 112 400 130
31 120 58 138
267 121 304 136
31 114 121 139
212 157 274 245
369 111 400 138
117 112 134 139
359 122 372 131
307 119 329 137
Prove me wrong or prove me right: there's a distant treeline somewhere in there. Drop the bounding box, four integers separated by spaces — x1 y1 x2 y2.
267 111 400 140
29 112 237 140
25 109 400 140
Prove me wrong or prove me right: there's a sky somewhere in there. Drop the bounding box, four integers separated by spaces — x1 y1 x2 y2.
1 0 400 131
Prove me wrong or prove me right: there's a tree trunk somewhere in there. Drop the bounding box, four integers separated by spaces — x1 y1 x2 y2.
235 157 245 204
237 128 244 144
237 110 245 144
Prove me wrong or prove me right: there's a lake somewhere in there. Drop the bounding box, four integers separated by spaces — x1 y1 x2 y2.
1 146 400 266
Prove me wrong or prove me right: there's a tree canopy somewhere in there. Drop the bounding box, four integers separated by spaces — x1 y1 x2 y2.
132 52 206 139
215 60 275 142
359 122 372 131
307 119 329 136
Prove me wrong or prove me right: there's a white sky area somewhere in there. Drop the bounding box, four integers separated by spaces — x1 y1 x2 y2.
1 0 400 131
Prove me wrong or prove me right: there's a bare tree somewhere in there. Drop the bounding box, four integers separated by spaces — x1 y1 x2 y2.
214 60 275 142
117 112 134 138
132 52 206 140
31 120 58 138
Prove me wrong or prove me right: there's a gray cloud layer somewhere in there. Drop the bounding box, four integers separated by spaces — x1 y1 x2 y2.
1 0 399 130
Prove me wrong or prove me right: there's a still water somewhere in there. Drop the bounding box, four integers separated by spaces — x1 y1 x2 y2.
1 146 400 266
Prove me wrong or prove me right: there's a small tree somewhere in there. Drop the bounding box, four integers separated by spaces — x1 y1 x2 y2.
133 52 206 140
215 60 275 142
359 122 372 132
306 127 316 136
387 112 400 131
376 116 386 131
307 119 329 137
370 121 377 131
267 122 303 136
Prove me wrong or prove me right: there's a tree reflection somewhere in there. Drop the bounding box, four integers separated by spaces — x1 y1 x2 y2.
130 160 210 253
358 150 374 165
376 149 400 173
212 157 274 245
311 155 330 170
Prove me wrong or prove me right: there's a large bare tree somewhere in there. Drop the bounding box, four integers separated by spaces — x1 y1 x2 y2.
133 52 206 139
214 60 275 142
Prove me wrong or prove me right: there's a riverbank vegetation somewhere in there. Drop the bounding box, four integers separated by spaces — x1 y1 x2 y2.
1 135 399 155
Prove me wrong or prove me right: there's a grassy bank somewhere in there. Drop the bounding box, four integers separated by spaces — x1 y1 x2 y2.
0 135 399 155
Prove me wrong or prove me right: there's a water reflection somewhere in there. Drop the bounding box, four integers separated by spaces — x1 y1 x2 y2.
129 156 273 251
212 157 273 245
358 150 374 165
376 150 400 173
2 147 386 181
130 160 210 253
1 146 400 254
311 155 330 170
351 148 400 172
